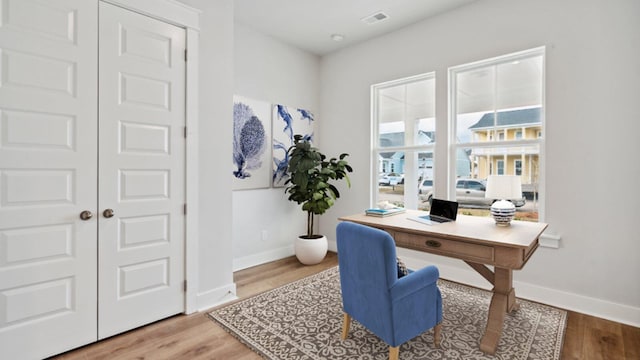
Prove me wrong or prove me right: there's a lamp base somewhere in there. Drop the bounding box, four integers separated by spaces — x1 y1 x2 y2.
490 199 516 226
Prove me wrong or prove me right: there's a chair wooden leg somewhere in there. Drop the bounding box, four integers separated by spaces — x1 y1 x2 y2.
389 346 399 360
341 313 351 340
433 322 442 348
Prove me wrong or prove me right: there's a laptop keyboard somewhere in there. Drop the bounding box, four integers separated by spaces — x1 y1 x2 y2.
429 215 451 223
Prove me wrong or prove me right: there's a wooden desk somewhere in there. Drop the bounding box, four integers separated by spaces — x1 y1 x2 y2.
339 210 548 354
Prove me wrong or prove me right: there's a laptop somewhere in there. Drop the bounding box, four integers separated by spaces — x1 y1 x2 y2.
409 198 459 225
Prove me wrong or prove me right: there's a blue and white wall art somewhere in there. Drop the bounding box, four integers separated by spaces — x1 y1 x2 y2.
232 96 272 190
272 104 315 187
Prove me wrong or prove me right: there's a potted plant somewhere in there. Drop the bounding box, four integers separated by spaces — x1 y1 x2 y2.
285 134 353 264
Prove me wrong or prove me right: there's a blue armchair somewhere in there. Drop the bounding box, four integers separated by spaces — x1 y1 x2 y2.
336 221 442 360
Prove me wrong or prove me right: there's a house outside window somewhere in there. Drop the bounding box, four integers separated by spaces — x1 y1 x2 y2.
449 47 545 221
372 73 436 210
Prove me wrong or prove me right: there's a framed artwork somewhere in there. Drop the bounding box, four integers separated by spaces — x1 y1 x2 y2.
232 96 272 190
272 104 315 187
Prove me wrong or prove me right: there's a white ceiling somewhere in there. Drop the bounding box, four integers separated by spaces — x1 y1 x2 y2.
234 0 542 118
234 0 479 56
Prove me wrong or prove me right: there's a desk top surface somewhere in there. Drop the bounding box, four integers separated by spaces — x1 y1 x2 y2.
339 209 548 249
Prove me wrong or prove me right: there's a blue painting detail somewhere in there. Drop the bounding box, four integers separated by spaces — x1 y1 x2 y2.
276 105 294 143
272 138 289 184
272 104 315 187
297 108 314 124
233 102 266 179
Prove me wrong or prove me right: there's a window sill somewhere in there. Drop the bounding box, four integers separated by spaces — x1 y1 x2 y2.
539 233 561 249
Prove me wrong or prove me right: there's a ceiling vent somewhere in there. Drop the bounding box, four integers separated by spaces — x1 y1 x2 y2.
361 11 389 25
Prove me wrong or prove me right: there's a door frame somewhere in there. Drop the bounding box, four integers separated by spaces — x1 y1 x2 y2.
102 0 201 313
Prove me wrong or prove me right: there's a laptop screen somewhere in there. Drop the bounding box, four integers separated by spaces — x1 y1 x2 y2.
430 198 459 221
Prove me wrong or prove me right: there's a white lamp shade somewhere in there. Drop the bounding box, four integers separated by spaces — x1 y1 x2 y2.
485 175 522 200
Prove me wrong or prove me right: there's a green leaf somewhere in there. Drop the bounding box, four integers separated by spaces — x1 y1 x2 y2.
285 135 353 226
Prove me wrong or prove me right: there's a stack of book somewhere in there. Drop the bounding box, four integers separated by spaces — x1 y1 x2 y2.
365 207 406 217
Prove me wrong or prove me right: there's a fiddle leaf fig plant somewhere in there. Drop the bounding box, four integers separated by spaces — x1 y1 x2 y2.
285 134 353 239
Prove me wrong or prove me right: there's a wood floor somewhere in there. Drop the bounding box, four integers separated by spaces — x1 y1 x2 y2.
51 252 639 360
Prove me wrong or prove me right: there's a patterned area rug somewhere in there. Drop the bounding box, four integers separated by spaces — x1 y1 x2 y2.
208 267 566 360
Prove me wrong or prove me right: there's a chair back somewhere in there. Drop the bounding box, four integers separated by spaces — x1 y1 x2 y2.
336 221 398 338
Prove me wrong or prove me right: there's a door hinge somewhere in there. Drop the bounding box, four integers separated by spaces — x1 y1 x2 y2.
183 280 187 292
184 49 187 62
184 126 187 138
183 203 187 215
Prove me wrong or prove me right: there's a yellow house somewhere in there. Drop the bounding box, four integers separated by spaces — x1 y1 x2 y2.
467 107 541 195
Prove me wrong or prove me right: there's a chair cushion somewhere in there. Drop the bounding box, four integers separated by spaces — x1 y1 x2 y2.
396 257 408 278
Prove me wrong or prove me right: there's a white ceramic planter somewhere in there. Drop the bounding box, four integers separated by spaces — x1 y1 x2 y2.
294 235 328 265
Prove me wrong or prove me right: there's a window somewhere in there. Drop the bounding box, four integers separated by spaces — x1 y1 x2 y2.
449 47 544 221
372 73 436 210
497 160 505 175
467 180 485 190
514 159 523 176
370 48 544 222
515 130 523 140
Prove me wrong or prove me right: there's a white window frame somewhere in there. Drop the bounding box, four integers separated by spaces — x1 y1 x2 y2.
371 72 436 209
448 47 546 220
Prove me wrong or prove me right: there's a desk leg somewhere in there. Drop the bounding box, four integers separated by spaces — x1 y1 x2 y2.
480 267 517 354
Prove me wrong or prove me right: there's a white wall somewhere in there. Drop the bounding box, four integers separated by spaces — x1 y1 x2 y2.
318 0 640 326
232 24 321 270
175 0 236 310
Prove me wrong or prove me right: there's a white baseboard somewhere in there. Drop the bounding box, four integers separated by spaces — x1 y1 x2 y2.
398 251 640 328
196 283 238 312
514 281 640 327
241 242 640 327
233 245 294 271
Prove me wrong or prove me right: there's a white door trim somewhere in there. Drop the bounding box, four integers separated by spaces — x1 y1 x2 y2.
102 0 200 30
99 0 201 314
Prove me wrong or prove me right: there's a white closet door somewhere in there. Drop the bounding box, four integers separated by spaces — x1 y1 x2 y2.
0 0 98 359
97 2 186 339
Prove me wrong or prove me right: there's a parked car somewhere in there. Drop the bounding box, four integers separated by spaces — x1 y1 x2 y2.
423 178 526 207
418 179 433 194
379 172 404 185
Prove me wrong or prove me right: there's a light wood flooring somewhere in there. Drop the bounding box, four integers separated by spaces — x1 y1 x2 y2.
52 252 639 360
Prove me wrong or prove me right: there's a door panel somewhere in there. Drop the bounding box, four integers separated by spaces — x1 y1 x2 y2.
0 0 98 358
98 2 186 339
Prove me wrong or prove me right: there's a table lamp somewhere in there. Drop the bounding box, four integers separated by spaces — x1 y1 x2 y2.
485 175 522 226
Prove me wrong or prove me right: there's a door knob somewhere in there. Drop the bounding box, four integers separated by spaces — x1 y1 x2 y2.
79 210 93 220
103 209 115 218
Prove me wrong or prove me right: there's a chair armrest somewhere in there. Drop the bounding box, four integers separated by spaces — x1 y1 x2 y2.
389 265 439 301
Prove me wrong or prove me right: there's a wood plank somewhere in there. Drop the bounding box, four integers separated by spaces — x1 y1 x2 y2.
561 311 586 360
583 327 624 360
464 261 495 284
622 323 640 359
